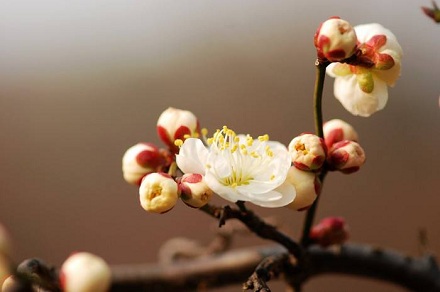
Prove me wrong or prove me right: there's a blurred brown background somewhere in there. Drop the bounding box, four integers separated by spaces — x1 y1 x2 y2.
0 1 439 291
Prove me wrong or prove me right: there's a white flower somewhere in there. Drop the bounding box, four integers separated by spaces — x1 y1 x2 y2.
327 23 403 117
176 126 295 208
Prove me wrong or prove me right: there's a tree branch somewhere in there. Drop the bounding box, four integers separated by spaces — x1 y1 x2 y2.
109 243 440 292
200 203 304 265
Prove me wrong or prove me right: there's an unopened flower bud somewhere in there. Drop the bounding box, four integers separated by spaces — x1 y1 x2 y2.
157 107 200 153
122 143 170 186
60 252 111 292
178 174 213 208
314 17 357 62
288 134 326 171
285 167 320 211
310 217 349 247
139 172 179 213
328 140 366 173
323 119 359 149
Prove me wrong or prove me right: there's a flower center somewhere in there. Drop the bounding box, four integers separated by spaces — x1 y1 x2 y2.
207 126 276 188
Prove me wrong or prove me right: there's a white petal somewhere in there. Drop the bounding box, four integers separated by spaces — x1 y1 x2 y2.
354 23 388 43
209 152 232 178
333 74 388 117
176 138 208 174
250 181 296 208
326 63 339 78
371 75 389 111
374 60 401 87
355 23 403 60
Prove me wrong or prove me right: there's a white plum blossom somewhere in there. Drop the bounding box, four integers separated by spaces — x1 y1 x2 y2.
176 126 295 208
327 23 403 117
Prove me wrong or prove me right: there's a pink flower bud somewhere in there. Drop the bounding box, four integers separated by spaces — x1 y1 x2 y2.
157 107 200 153
139 172 179 214
285 167 320 211
60 252 111 292
122 143 170 186
310 217 349 247
314 17 357 62
178 173 213 208
328 140 366 174
288 133 326 171
323 119 359 149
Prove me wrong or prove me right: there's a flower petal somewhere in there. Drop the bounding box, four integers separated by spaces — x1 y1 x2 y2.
249 181 296 208
374 60 401 87
176 138 208 174
333 74 388 117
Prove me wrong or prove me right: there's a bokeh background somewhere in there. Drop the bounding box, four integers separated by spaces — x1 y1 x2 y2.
0 1 439 291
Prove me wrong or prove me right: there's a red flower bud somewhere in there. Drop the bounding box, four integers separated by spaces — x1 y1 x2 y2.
310 217 349 247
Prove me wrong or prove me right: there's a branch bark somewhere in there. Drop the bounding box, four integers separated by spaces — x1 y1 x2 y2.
110 243 440 292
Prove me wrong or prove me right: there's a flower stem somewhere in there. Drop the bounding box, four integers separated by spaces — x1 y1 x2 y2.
300 60 329 247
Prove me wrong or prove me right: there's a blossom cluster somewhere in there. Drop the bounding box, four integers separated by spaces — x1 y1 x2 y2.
122 108 367 213
315 17 403 117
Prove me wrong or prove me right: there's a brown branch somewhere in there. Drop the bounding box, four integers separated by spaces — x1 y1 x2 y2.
243 253 292 292
109 243 440 292
200 203 304 265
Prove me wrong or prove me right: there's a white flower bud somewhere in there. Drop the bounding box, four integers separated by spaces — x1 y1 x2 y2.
323 119 359 149
288 134 326 171
60 252 111 292
157 107 200 153
178 173 213 208
315 17 357 62
122 143 169 185
285 167 320 211
139 172 179 214
328 140 366 173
